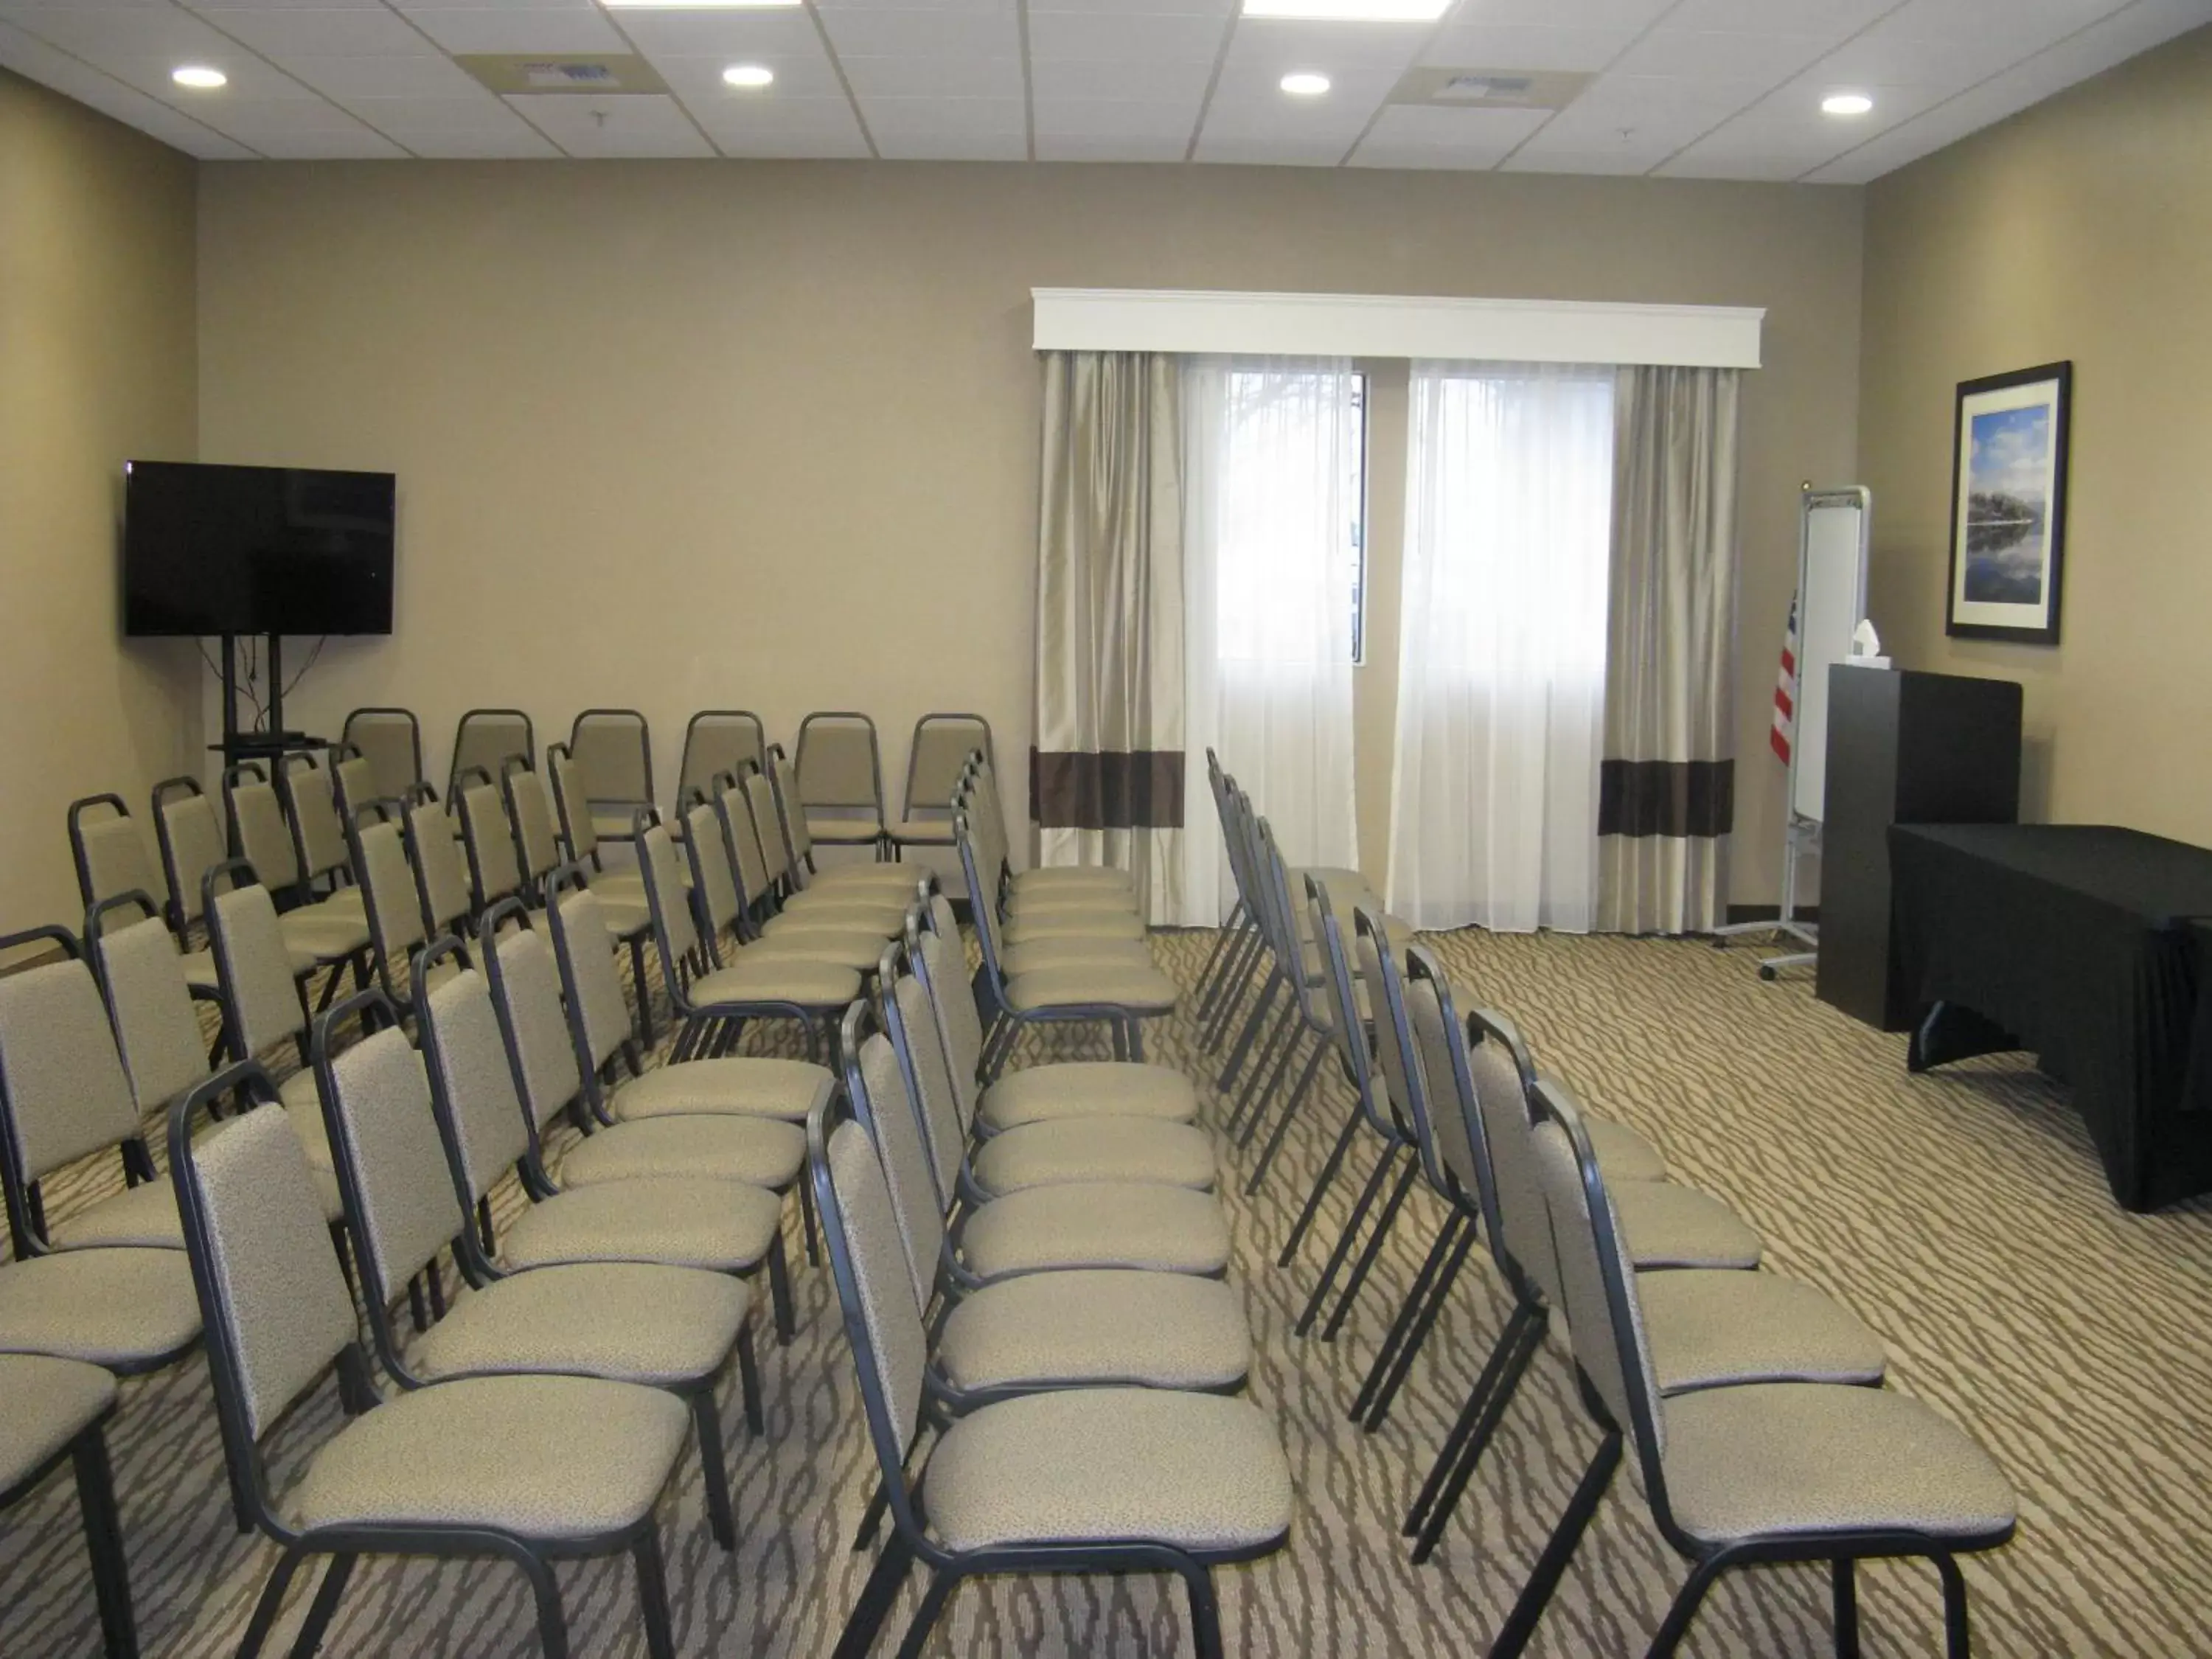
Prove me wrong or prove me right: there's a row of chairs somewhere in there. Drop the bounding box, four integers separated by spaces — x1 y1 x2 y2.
343 706 997 865
1203 759 2018 1654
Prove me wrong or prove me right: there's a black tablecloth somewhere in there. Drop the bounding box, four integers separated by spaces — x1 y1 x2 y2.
1889 823 2212 1210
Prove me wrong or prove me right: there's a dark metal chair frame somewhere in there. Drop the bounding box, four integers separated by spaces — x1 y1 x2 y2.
167 1058 683 1659
340 799 434 1020
275 751 358 908
150 774 223 942
888 714 994 857
675 711 767 815
567 708 655 839
794 710 891 859
446 708 535 809
340 706 425 802
0 1367 136 1657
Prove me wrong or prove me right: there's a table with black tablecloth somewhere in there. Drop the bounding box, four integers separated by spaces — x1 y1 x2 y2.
1889 823 2212 1211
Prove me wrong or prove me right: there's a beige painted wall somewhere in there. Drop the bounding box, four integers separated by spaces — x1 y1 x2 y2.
1860 25 2212 836
0 69 200 936
198 160 1863 902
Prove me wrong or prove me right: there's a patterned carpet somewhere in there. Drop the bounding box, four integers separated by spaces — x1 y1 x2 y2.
6 924 2212 1656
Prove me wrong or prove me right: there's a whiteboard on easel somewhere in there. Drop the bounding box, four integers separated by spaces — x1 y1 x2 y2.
1789 487 1871 825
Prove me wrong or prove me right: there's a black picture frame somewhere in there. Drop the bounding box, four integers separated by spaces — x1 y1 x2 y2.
1944 361 2072 645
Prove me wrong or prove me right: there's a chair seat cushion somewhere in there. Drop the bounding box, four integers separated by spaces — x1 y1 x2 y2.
555 1115 806 1192
1001 911 1147 945
689 959 860 1010
771 898 907 936
47 1176 184 1251
805 815 885 844
757 916 894 953
592 894 651 939
278 911 372 961
1009 867 1136 895
592 869 647 906
972 1119 1216 1196
924 1388 1291 1556
287 1372 689 1540
746 933 888 973
498 1178 783 1274
886 818 956 846
957 1183 1231 1281
978 1062 1200 1132
1005 964 1178 1017
1661 1382 2017 1546
1613 1181 1761 1271
0 1353 116 1489
936 1270 1249 1396
280 1072 337 1168
1005 889 1141 922
0 1247 203 1369
611 1058 835 1124
1641 1271 1887 1394
1586 1115 1668 1183
411 1262 749 1388
804 863 915 894
998 938 1155 978
181 950 220 990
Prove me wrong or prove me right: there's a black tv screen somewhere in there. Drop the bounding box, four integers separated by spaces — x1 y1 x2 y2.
122 461 395 637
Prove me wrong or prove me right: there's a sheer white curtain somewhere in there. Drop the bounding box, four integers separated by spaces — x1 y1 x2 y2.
1179 358 1362 925
1388 362 1615 932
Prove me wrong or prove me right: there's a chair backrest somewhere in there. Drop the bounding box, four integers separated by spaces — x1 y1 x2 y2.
206 867 310 1063
1306 881 1388 1144
349 809 428 1006
814 1105 931 1476
457 770 522 911
224 765 305 894
795 712 883 816
1528 1079 1665 1465
404 796 473 939
1447 993 1562 1308
768 750 820 870
681 796 743 958
568 709 653 818
70 795 167 914
331 750 382 825
169 1073 358 1444
448 708 533 804
546 743 599 864
879 934 973 1208
544 872 634 1083
341 708 423 801
156 778 230 931
842 997 947 1311
0 931 144 1185
1400 946 1495 1229
481 904 584 1138
278 753 351 890
743 772 795 888
901 715 991 822
637 819 702 988
86 896 209 1121
503 759 563 891
316 1009 466 1323
716 773 774 914
949 812 1012 994
905 902 984 1127
416 946 532 1208
678 712 765 803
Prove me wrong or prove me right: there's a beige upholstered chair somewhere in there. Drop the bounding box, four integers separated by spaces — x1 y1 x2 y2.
0 1352 138 1656
1489 1080 2014 1659
340 707 424 802
766 751 914 899
793 712 888 855
740 772 908 934
445 707 532 805
167 1067 692 1659
567 709 654 846
223 765 371 945
967 755 1138 905
886 714 991 855
401 795 474 940
456 768 529 916
716 776 899 954
341 807 452 1019
276 753 363 910
151 776 234 942
68 794 222 998
675 711 765 812
511 760 655 1043
811 1098 1292 1659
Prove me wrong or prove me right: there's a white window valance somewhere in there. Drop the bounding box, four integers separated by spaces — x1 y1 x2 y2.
1032 288 1763 370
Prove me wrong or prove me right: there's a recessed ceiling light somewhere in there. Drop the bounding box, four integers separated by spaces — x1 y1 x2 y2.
1822 92 1874 116
171 65 226 90
1281 72 1332 97
1245 0 1451 19
722 63 775 88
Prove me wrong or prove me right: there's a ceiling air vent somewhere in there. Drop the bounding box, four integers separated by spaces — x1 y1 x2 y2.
455 54 670 97
1389 67 1591 111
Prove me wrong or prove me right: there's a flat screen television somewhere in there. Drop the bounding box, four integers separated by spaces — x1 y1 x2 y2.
122 460 396 637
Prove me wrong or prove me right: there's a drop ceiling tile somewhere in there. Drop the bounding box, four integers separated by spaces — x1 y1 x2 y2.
254 126 408 156
874 129 1027 160
684 92 867 139
397 123 562 156
859 94 1026 136
276 53 484 100
1032 97 1201 139
400 7 623 55
838 53 1023 98
0 2 232 60
1208 53 1403 108
394 0 598 10
1026 10 1224 62
187 6 428 58
1034 133 1189 161
78 51 322 105
188 92 378 133
1189 133 1344 166
1421 23 1644 74
1607 29 1834 82
1465 0 1675 27
1863 0 2129 44
701 130 874 159
1031 55 1215 102
504 91 712 156
0 15 259 154
1029 0 1230 12
644 52 846 101
1232 16 1438 68
336 91 526 130
1810 32 2054 90
815 7 1018 60
1658 0 1895 32
1349 103 1548 168
1501 144 1669 175
1526 72 1767 151
813 0 1011 10
597 7 820 58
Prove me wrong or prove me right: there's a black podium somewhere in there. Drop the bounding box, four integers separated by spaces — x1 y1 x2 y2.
1815 667 2024 1029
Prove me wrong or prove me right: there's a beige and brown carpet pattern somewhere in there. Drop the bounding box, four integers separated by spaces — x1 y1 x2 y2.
6 925 2212 1655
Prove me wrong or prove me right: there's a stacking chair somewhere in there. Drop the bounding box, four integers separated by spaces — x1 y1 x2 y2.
887 714 991 857
401 793 475 942
446 708 532 805
538 749 656 1041
312 990 762 1499
341 707 424 801
456 766 528 915
69 793 218 998
342 804 449 1020
221 764 375 985
766 750 914 900
682 796 887 981
415 945 794 1341
167 1065 692 1659
812 1099 1293 1659
501 758 565 908
967 755 1138 905
152 776 237 942
1489 1080 2014 1659
636 818 860 1065
793 711 888 856
568 709 654 846
675 711 766 811
0 928 179 1255
742 772 908 933
276 753 363 908
0 1353 138 1655
715 775 899 955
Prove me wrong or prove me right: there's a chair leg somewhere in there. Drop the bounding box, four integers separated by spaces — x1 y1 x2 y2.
1321 1154 1420 1341
70 1430 137 1659
633 1530 677 1659
1125 1018 1145 1062
766 1231 796 1343
518 1548 568 1659
894 1568 958 1659
1278 1103 1365 1268
1935 1553 1972 1659
1216 978 1279 1093
1408 1305 1544 1561
236 1546 308 1659
798 1170 822 1266
1828 1557 1860 1658
1202 931 1267 1052
628 934 655 1045
1223 1010 1293 1138
285 1554 355 1659
1295 1144 1398 1337
1486 1430 1623 1659
1244 1042 1325 1194
852 1478 890 1552
1365 1221 1475 1432
1352 1213 1463 1422
1183 1565 1226 1659
406 1273 428 1333
692 1389 737 1551
736 1321 765 1437
1645 1554 1731 1659
832 1529 915 1659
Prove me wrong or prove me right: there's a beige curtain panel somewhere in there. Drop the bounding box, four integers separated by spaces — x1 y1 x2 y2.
1032 349 1187 919
1597 364 1742 934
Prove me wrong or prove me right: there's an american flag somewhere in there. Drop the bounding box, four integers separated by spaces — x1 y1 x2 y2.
1771 593 1798 763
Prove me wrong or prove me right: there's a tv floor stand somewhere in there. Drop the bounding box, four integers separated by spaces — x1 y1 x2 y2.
212 632 324 768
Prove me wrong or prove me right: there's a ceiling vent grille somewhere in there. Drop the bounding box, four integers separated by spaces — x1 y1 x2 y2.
455 54 670 97
1390 67 1590 111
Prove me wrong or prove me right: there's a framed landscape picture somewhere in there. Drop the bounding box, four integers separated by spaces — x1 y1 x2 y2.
1946 361 2073 644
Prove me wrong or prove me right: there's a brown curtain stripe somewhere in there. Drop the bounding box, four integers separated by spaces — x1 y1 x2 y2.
1596 758 1735 839
1029 749 1186 830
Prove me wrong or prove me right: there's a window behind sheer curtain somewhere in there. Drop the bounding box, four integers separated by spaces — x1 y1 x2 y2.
1180 358 1363 926
1387 362 1616 932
